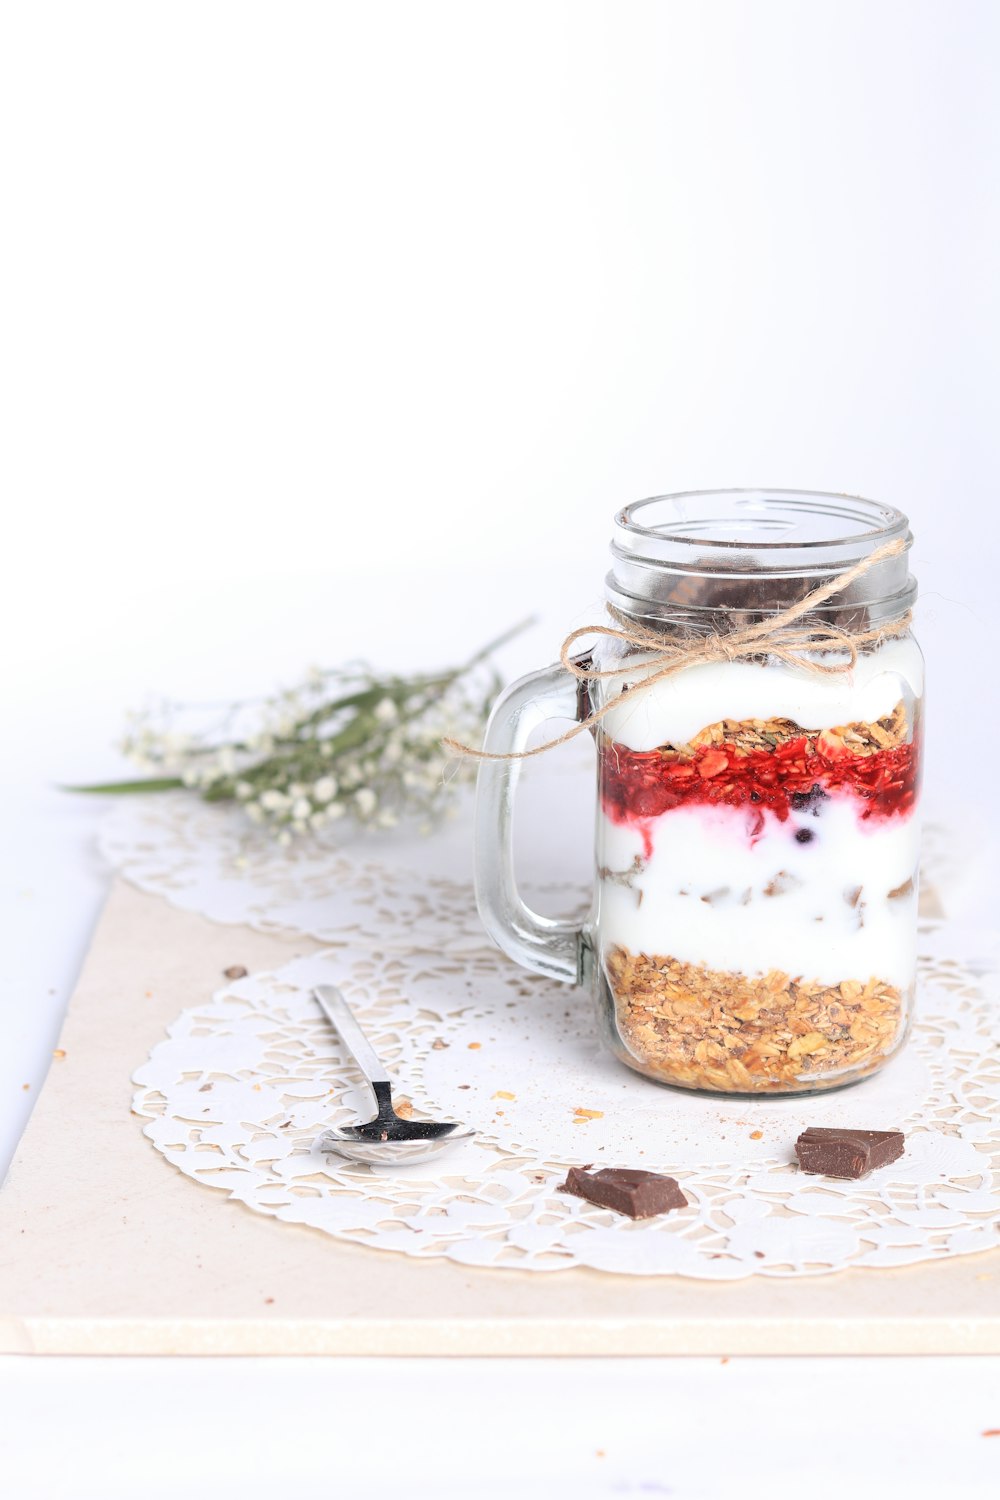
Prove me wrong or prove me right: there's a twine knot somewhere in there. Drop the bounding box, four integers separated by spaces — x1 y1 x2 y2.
445 537 910 762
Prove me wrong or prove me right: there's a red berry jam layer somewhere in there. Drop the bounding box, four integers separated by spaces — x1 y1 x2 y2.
600 711 920 832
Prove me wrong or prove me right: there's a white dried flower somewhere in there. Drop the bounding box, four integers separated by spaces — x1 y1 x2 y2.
107 624 516 843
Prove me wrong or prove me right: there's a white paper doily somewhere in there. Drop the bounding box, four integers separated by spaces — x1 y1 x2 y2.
99 793 588 952
132 931 1000 1279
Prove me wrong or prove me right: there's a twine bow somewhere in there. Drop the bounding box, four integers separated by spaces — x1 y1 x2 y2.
444 537 910 761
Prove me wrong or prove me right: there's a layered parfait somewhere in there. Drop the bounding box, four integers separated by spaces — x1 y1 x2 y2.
594 636 923 1093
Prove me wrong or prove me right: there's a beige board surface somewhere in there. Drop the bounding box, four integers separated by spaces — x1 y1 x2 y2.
0 878 997 1356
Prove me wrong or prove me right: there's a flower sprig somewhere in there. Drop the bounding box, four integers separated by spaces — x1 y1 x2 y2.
71 623 528 842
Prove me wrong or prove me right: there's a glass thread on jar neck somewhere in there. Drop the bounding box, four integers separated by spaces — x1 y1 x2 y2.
607 489 915 632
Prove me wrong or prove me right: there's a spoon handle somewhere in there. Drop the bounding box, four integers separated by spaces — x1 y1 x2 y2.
313 985 393 1090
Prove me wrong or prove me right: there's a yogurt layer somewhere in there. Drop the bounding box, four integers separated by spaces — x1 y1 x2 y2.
599 635 924 752
596 797 919 990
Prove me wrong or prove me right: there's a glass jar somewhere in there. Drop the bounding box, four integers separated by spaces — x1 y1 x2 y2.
474 490 923 1095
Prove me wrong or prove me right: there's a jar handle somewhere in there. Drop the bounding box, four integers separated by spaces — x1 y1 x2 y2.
473 661 586 985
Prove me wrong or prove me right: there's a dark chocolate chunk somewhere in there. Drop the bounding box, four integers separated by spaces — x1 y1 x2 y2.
560 1166 687 1219
795 1127 904 1179
657 563 873 634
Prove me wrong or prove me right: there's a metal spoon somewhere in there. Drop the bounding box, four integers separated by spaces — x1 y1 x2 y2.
313 984 475 1165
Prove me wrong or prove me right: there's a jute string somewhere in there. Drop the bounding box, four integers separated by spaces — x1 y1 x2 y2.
444 537 911 762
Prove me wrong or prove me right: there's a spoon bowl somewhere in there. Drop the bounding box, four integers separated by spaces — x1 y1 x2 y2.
313 984 475 1167
320 1120 476 1167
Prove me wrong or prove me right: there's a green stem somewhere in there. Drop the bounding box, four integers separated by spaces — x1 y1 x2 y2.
62 777 186 795
69 619 535 801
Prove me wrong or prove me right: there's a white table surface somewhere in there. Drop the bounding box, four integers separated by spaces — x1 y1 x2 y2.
2 572 998 1498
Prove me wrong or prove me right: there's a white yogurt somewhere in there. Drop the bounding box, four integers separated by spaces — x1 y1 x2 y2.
595 797 920 990
599 635 923 752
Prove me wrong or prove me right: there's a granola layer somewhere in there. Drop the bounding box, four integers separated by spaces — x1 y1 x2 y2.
606 945 905 1093
679 699 909 758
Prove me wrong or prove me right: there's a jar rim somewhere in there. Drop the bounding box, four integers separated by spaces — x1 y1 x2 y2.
608 489 915 625
616 489 910 557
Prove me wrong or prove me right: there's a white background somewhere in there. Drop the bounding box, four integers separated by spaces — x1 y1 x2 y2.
1 3 998 1496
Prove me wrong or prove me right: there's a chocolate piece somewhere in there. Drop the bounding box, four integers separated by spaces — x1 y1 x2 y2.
659 558 873 634
560 1166 687 1219
795 1127 904 1179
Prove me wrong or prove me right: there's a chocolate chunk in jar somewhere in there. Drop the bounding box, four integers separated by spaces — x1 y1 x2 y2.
794 1126 904 1179
560 1166 688 1219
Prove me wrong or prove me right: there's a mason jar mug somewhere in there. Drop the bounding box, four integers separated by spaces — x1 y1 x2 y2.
474 490 923 1095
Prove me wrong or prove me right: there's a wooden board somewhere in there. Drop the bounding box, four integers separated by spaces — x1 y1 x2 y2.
0 879 997 1356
